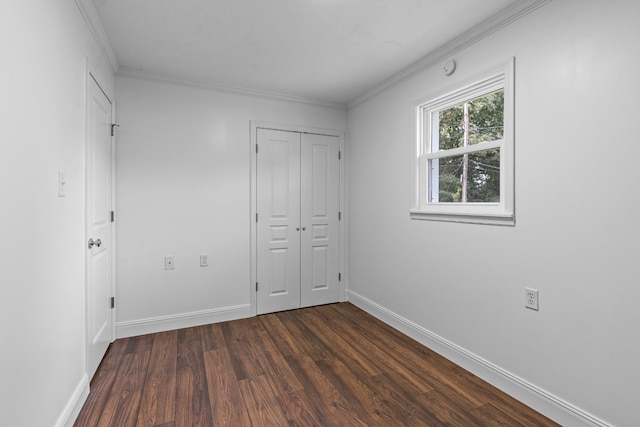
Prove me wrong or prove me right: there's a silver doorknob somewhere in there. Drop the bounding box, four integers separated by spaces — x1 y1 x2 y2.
302 227 306 231
95 239 102 247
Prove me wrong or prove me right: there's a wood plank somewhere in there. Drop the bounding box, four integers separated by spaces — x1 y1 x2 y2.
243 314 304 396
96 350 151 427
413 388 487 426
174 327 213 426
220 318 265 380
285 354 371 426
323 307 433 396
258 311 303 357
276 309 332 361
135 331 177 427
362 373 445 426
199 322 225 352
292 308 381 378
468 402 530 427
275 389 327 427
238 375 290 426
124 333 154 354
202 348 252 426
314 356 390 425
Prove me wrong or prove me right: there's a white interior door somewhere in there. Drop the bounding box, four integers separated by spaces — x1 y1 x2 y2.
300 133 340 307
256 129 301 315
256 128 340 314
86 73 114 379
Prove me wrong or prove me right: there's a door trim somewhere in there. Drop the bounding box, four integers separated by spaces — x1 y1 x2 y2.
84 59 116 376
250 121 346 317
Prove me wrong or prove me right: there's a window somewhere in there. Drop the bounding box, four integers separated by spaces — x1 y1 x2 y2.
411 58 515 225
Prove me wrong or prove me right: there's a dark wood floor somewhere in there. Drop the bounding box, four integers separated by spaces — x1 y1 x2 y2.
74 302 558 427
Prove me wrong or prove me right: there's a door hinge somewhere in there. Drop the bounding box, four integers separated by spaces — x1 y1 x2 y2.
256 282 259 292
338 151 342 160
110 297 115 309
256 213 258 223
256 144 258 154
338 273 342 282
338 211 341 221
110 123 120 137
110 211 115 222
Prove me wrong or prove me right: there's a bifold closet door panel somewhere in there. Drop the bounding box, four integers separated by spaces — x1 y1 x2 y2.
300 133 340 308
256 129 301 315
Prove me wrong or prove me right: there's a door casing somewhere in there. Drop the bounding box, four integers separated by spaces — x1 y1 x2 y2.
250 121 346 316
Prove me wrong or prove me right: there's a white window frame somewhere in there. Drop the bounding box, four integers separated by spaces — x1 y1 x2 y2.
411 58 515 226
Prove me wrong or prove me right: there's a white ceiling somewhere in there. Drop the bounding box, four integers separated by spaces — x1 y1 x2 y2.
91 0 519 106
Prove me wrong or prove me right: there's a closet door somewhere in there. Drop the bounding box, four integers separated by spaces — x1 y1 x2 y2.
300 133 340 307
256 129 301 315
256 128 341 315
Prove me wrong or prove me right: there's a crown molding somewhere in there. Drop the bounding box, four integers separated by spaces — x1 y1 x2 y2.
74 0 119 72
348 0 552 109
117 66 347 110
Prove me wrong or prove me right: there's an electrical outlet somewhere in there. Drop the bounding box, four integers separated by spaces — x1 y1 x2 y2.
200 254 209 267
164 255 175 270
525 288 539 311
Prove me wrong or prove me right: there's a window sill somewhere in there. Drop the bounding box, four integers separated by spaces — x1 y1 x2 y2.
409 210 515 226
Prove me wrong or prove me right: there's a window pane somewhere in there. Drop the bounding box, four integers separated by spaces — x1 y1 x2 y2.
434 90 504 151
429 148 500 203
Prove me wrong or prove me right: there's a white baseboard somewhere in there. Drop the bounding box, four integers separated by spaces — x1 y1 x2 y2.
347 290 610 427
56 374 89 427
116 304 252 338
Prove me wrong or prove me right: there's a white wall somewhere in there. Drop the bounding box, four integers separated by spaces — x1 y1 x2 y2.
0 1 114 426
115 75 347 336
346 1 640 426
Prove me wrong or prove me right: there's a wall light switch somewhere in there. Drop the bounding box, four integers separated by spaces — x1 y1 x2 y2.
200 254 209 267
58 171 66 197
